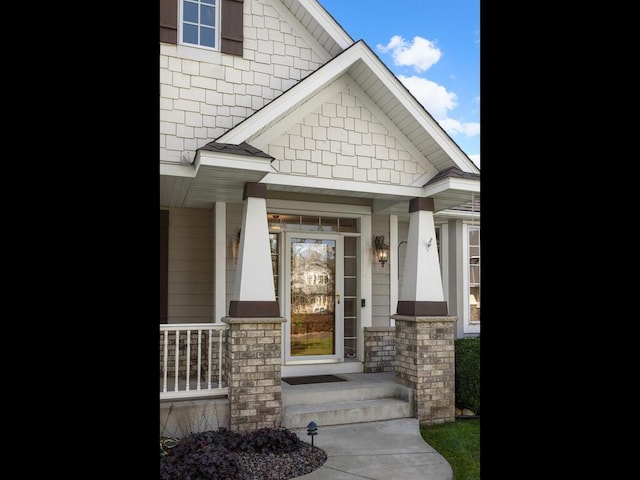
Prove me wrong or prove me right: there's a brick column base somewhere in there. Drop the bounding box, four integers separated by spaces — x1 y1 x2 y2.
222 316 286 432
391 315 456 425
363 326 395 373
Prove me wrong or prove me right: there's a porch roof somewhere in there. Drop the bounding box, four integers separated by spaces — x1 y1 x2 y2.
160 41 479 214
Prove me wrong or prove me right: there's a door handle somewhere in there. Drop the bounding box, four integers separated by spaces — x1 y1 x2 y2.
336 291 341 304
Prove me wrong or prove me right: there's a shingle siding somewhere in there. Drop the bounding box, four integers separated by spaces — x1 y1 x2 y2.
161 0 327 165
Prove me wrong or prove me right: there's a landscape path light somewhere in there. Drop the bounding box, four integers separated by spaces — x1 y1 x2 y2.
307 420 318 448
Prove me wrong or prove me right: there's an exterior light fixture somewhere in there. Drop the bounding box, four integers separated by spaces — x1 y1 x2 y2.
307 421 318 448
374 235 389 267
231 229 241 263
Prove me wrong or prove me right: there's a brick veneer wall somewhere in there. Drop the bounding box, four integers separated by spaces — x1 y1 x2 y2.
392 315 456 425
363 326 395 373
222 316 286 432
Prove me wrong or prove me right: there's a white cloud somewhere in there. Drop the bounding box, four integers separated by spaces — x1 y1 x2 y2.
397 75 456 120
376 35 441 73
397 76 480 150
378 35 480 162
438 118 480 137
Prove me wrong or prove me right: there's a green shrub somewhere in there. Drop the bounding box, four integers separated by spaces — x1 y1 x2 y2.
455 336 480 414
159 427 326 480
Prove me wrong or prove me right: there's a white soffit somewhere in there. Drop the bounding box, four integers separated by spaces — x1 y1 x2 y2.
283 0 354 53
196 150 276 173
160 174 194 208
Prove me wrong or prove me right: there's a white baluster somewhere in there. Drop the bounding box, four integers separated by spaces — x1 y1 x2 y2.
218 328 223 389
208 328 213 389
185 330 191 391
174 330 179 392
196 329 202 391
162 331 168 393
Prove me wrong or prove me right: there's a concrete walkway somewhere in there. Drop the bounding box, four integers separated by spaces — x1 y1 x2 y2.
291 417 453 480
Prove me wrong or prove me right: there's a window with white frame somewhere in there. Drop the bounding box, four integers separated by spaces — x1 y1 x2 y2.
181 0 219 49
468 226 480 323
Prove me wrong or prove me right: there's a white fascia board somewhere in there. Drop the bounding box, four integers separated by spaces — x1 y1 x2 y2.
217 43 368 145
357 47 478 174
196 150 277 173
422 177 480 197
261 172 424 198
435 209 480 221
297 0 354 49
160 163 197 178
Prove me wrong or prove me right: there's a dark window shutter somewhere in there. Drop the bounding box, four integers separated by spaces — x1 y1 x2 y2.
160 210 169 324
160 0 178 44
221 0 244 55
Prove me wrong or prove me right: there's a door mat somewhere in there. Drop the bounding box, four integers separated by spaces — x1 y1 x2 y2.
282 375 347 385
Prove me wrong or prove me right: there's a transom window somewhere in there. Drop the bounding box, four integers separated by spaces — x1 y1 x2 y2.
182 0 218 49
267 214 357 233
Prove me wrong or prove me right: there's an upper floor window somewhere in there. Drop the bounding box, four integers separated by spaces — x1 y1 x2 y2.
182 0 219 49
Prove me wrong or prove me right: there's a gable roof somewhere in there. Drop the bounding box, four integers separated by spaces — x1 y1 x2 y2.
199 141 274 159
425 166 480 185
215 40 478 177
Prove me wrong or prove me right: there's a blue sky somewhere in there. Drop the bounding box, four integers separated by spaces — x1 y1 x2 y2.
317 0 480 168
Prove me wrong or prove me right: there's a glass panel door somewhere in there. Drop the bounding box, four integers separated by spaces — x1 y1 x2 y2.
284 232 343 363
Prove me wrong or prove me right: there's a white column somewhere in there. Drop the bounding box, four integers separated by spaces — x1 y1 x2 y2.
400 211 444 303
397 197 447 316
233 188 275 302
214 203 226 322
389 215 398 327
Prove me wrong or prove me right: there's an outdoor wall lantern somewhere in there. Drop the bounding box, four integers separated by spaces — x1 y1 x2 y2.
374 235 389 267
231 229 241 263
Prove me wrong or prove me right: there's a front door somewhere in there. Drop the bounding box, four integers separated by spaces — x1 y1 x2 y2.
283 232 344 364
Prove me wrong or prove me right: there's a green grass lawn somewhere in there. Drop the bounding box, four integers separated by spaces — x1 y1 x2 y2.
420 418 480 480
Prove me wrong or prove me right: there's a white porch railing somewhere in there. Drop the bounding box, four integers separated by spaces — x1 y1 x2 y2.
160 323 228 400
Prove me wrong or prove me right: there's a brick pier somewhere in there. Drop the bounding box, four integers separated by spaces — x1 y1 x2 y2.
222 316 286 432
392 315 456 425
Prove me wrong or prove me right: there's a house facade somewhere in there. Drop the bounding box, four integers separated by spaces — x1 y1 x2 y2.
160 0 479 431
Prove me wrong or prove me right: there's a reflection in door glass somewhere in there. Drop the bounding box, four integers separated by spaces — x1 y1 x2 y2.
290 239 335 356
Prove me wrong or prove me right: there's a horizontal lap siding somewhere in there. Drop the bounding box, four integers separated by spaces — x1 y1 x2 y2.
371 214 390 326
168 208 212 323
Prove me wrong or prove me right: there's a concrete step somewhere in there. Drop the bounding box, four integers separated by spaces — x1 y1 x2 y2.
283 397 412 429
281 372 413 429
283 382 401 406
